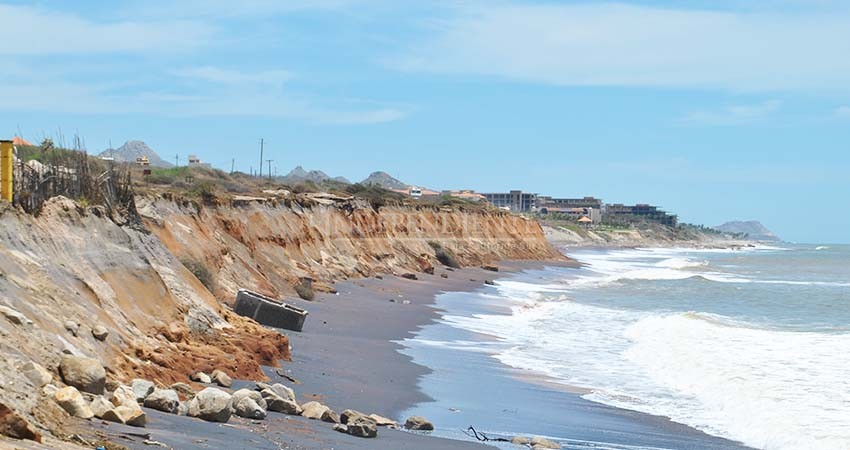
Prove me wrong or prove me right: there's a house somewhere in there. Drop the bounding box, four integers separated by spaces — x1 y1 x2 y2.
482 190 538 212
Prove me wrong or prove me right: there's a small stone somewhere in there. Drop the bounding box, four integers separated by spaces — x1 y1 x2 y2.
484 280 495 285
0 306 32 326
54 386 94 419
300 401 330 420
404 415 434 431
59 356 106 394
482 265 499 272
21 361 52 387
144 389 180 414
91 325 109 341
64 321 80 336
131 379 155 402
401 273 418 280
210 369 232 388
170 382 195 398
190 371 212 384
440 273 448 279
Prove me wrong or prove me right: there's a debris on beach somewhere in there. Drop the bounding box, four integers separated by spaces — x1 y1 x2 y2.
404 415 434 431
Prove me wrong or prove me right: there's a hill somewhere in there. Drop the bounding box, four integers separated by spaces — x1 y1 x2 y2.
281 166 350 185
713 220 781 241
361 171 408 190
99 140 173 168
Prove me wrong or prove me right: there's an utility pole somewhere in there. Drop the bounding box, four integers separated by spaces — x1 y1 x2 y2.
259 138 264 178
266 159 273 180
231 158 235 174
175 154 179 168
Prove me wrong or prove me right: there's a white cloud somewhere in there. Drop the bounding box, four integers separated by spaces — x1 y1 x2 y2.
0 4 212 55
393 2 850 92
173 66 294 86
680 100 782 125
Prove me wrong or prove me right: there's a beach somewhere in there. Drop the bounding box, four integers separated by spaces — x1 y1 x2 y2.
73 258 761 449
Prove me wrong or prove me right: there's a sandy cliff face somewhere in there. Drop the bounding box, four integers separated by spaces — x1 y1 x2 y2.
138 195 563 301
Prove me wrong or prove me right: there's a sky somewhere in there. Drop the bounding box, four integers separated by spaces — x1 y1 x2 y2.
1 0 849 243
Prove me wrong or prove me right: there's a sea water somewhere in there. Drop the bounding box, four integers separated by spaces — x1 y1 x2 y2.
409 244 850 450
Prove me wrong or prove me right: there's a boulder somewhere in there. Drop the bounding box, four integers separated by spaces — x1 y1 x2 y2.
210 369 232 388
144 389 180 414
21 361 52 387
89 396 114 419
0 402 41 442
346 416 378 438
103 405 146 427
131 379 155 402
401 273 418 280
321 409 340 424
0 306 31 326
256 382 295 402
340 409 369 424
42 384 59 397
511 436 531 445
482 265 499 272
176 401 189 416
332 423 348 434
368 414 398 427
59 355 105 394
300 401 330 420
190 371 212 384
232 389 267 410
170 382 195 398
530 436 561 449
233 396 266 420
110 385 138 408
187 387 232 423
54 386 94 419
64 321 80 336
261 389 301 415
91 325 109 341
404 415 434 431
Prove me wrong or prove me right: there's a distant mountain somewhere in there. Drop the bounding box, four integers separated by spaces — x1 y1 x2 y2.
281 166 350 185
361 171 408 190
98 140 173 168
714 220 781 241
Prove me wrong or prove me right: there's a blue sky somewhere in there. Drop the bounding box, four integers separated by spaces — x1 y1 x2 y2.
1 0 849 243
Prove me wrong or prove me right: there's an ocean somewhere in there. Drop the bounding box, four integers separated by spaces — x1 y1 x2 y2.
401 244 850 450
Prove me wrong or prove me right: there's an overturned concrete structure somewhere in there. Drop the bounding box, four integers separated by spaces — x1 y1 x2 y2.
233 289 308 332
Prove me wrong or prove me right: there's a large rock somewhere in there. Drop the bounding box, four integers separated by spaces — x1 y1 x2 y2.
190 371 211 384
21 361 52 387
170 382 195 398
368 413 398 427
144 389 180 414
110 385 138 408
530 436 561 449
54 386 94 419
340 409 368 424
0 402 41 442
210 369 232 388
233 397 266 420
346 416 378 438
103 405 146 427
131 379 155 402
321 409 340 424
89 396 114 419
232 389 266 410
256 382 295 402
0 306 32 326
300 401 330 420
261 389 301 415
187 388 232 423
59 356 105 394
91 325 109 341
404 415 434 431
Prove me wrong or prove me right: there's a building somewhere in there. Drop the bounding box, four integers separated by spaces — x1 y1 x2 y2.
536 196 604 223
135 156 150 166
604 203 678 226
187 154 212 169
539 206 602 223
482 190 538 212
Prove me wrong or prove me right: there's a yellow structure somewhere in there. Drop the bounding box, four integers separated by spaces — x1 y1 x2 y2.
0 140 12 202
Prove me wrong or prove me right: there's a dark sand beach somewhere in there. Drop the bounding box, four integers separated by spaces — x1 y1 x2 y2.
83 261 752 449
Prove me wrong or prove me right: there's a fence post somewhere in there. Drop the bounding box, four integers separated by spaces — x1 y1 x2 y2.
0 140 12 202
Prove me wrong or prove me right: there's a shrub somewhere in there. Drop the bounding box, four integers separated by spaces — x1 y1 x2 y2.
182 258 214 292
428 241 460 268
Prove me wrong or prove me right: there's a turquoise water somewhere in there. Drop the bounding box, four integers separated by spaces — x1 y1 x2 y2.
404 244 850 450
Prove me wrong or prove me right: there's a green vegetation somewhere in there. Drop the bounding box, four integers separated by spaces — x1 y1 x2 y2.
181 258 214 291
428 241 461 268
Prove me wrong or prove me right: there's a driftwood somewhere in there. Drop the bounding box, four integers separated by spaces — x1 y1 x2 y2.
463 426 511 442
